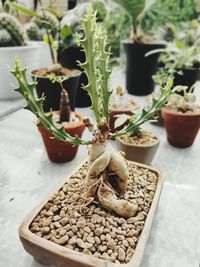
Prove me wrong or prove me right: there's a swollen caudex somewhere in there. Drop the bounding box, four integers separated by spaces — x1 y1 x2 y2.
85 139 138 218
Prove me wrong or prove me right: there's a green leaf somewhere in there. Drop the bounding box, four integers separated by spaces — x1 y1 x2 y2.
61 25 72 40
8 2 40 18
112 0 146 25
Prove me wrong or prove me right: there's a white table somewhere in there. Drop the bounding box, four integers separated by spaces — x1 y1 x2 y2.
0 69 200 267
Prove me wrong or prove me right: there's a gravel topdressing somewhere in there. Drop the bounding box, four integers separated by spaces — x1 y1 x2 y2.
120 131 159 146
30 161 158 264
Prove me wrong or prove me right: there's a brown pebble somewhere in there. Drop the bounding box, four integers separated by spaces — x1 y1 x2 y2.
77 217 86 228
118 247 125 261
41 227 50 234
99 245 107 252
60 217 68 226
107 239 116 249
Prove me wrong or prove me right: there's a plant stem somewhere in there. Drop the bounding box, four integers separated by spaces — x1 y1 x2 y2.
59 90 71 123
39 0 56 64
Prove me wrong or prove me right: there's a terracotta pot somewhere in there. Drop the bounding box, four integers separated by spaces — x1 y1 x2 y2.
38 112 85 163
162 107 200 148
116 135 160 165
109 99 139 133
19 160 163 267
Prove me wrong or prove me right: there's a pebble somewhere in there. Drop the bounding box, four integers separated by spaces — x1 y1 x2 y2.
118 248 126 261
77 217 86 228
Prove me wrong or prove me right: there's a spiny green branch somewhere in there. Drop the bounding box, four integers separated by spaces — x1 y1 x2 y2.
96 25 112 124
11 59 89 145
77 8 112 126
113 77 174 137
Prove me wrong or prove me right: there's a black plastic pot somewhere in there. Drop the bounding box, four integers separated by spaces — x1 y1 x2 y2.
68 0 77 10
32 70 81 113
57 46 91 107
123 41 165 96
173 68 200 88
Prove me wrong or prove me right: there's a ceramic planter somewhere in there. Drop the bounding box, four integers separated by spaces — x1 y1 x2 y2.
0 43 40 99
162 107 200 148
32 69 81 112
57 45 91 107
19 160 163 267
30 41 52 68
116 135 160 165
38 112 85 163
173 67 200 90
109 99 139 133
123 41 165 96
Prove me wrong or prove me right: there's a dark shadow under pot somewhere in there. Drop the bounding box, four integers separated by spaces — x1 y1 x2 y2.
123 41 165 96
57 46 91 107
32 69 81 113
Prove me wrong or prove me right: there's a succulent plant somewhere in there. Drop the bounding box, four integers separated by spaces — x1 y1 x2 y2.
25 21 43 41
11 8 173 218
0 12 26 46
34 11 59 39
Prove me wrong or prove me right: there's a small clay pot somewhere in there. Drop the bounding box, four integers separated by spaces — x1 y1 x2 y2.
38 112 85 163
109 99 139 133
116 135 160 165
162 107 200 148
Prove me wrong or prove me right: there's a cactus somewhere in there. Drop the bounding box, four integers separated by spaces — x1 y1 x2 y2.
0 13 26 46
34 11 59 39
25 21 43 41
0 29 12 47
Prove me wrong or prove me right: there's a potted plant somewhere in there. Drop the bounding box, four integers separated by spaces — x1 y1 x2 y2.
57 3 91 107
38 76 85 163
25 9 59 68
0 11 40 99
9 0 81 112
112 0 165 96
12 9 172 266
109 86 139 133
115 76 173 165
116 130 160 165
162 85 200 148
148 19 200 89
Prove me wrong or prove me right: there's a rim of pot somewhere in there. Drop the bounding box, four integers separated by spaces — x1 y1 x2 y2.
109 99 140 113
37 111 85 130
116 134 160 148
162 107 200 117
0 42 41 50
31 68 82 79
122 39 166 45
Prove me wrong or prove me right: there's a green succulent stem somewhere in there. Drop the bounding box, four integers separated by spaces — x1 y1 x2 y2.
113 77 174 137
77 8 112 126
11 59 89 146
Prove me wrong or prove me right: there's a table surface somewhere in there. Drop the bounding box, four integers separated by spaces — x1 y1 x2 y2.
0 68 200 267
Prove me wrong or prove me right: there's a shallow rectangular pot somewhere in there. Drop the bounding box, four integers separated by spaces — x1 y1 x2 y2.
19 160 163 267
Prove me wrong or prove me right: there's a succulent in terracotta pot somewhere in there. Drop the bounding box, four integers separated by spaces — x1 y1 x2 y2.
162 85 200 148
109 86 139 133
38 76 85 163
11 8 173 266
114 77 173 165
